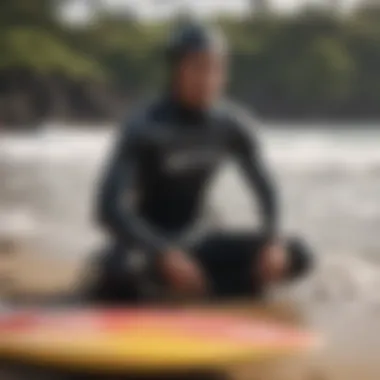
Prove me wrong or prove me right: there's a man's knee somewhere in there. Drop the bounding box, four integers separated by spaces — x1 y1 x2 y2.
287 237 314 279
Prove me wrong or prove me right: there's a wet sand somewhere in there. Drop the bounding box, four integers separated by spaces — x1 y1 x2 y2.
1 250 380 380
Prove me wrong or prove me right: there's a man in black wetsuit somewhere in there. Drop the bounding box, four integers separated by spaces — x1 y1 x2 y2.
91 23 313 303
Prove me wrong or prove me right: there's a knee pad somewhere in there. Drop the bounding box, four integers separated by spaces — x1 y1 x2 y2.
287 238 314 279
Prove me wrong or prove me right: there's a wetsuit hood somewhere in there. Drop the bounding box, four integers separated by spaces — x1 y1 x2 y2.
164 22 228 68
163 22 227 115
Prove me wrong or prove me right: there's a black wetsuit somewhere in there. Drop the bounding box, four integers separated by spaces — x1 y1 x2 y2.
91 96 312 303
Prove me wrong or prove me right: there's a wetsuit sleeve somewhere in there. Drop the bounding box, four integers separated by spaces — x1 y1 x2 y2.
97 118 173 254
228 110 279 241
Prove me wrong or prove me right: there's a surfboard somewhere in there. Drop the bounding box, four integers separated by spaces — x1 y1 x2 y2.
0 308 320 373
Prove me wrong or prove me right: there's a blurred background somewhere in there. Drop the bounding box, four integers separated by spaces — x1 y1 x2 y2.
1 1 380 378
1 0 380 125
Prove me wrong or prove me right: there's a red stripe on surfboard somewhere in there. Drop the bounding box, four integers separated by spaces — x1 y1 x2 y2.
0 309 313 348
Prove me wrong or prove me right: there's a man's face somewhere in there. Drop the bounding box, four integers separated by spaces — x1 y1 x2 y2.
175 50 227 108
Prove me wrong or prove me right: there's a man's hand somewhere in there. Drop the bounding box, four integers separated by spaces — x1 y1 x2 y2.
159 250 207 296
258 242 289 283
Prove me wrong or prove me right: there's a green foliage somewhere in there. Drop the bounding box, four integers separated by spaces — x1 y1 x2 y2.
1 0 380 118
0 0 101 77
0 27 101 77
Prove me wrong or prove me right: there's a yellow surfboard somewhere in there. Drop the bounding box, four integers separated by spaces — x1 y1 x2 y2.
0 308 320 373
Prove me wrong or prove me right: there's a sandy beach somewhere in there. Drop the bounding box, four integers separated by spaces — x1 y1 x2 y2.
1 249 380 380
1 126 380 379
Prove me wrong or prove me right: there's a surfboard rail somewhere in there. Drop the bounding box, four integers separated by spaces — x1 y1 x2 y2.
0 308 321 373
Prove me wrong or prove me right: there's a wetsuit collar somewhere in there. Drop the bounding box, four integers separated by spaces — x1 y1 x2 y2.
164 92 213 123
